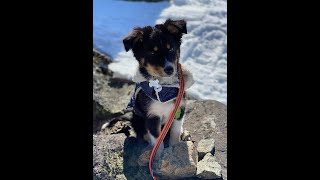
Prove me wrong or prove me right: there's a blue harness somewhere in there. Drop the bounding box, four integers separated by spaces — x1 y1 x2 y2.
127 81 179 117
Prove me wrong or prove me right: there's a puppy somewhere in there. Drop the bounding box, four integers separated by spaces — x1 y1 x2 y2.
124 19 194 154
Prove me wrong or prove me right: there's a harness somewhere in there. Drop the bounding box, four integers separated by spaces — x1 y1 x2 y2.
126 78 180 118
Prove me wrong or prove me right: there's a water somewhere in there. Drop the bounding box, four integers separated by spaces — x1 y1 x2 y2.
93 0 170 58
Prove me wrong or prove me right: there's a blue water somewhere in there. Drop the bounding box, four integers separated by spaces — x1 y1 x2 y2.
93 0 170 58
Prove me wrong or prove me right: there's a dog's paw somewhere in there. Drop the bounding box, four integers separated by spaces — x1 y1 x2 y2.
145 142 164 160
138 146 153 166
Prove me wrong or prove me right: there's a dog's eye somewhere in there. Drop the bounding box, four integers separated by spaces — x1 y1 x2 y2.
150 46 158 55
167 44 174 52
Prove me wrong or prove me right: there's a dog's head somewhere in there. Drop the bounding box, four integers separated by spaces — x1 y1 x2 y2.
123 19 187 79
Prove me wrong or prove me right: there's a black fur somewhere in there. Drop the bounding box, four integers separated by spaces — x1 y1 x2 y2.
145 116 161 138
130 89 186 141
130 89 153 139
123 19 187 76
124 19 188 142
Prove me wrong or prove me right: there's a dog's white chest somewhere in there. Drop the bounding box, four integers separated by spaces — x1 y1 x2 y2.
148 100 174 125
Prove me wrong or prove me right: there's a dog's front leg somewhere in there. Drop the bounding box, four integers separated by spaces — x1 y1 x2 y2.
169 115 184 146
146 116 164 157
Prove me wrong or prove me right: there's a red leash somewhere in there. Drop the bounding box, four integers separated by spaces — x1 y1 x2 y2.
148 63 185 180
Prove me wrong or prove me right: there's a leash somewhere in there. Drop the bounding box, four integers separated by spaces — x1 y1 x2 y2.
148 63 185 180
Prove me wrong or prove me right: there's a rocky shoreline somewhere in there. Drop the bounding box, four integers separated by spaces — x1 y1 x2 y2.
93 49 227 180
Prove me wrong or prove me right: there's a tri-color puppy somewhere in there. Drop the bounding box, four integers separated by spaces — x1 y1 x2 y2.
124 19 194 154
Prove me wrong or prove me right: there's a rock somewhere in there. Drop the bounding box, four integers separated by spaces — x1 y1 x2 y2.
93 49 135 133
138 146 152 166
93 133 126 179
196 153 222 179
181 130 192 141
116 174 127 180
197 138 215 160
124 140 198 180
123 137 153 180
93 100 113 132
154 141 198 179
93 48 112 76
102 120 132 136
184 100 227 180
93 49 135 117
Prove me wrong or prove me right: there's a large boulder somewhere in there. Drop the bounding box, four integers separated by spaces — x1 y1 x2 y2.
93 49 134 115
124 138 198 180
183 100 227 180
123 137 152 180
93 49 135 132
154 141 198 179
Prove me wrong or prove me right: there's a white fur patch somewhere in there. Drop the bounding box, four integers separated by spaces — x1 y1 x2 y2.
148 130 164 156
147 100 185 147
170 116 184 146
148 130 157 145
147 100 174 125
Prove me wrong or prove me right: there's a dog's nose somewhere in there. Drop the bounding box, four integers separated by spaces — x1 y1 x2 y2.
164 66 173 75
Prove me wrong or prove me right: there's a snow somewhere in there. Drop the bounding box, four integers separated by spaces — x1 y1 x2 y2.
94 0 227 105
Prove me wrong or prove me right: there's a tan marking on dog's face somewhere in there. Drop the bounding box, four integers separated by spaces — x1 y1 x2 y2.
175 48 180 64
167 24 179 34
145 63 165 77
166 43 170 49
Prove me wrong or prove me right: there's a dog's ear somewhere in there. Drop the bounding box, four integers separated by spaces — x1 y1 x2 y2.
123 28 144 52
164 19 187 36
